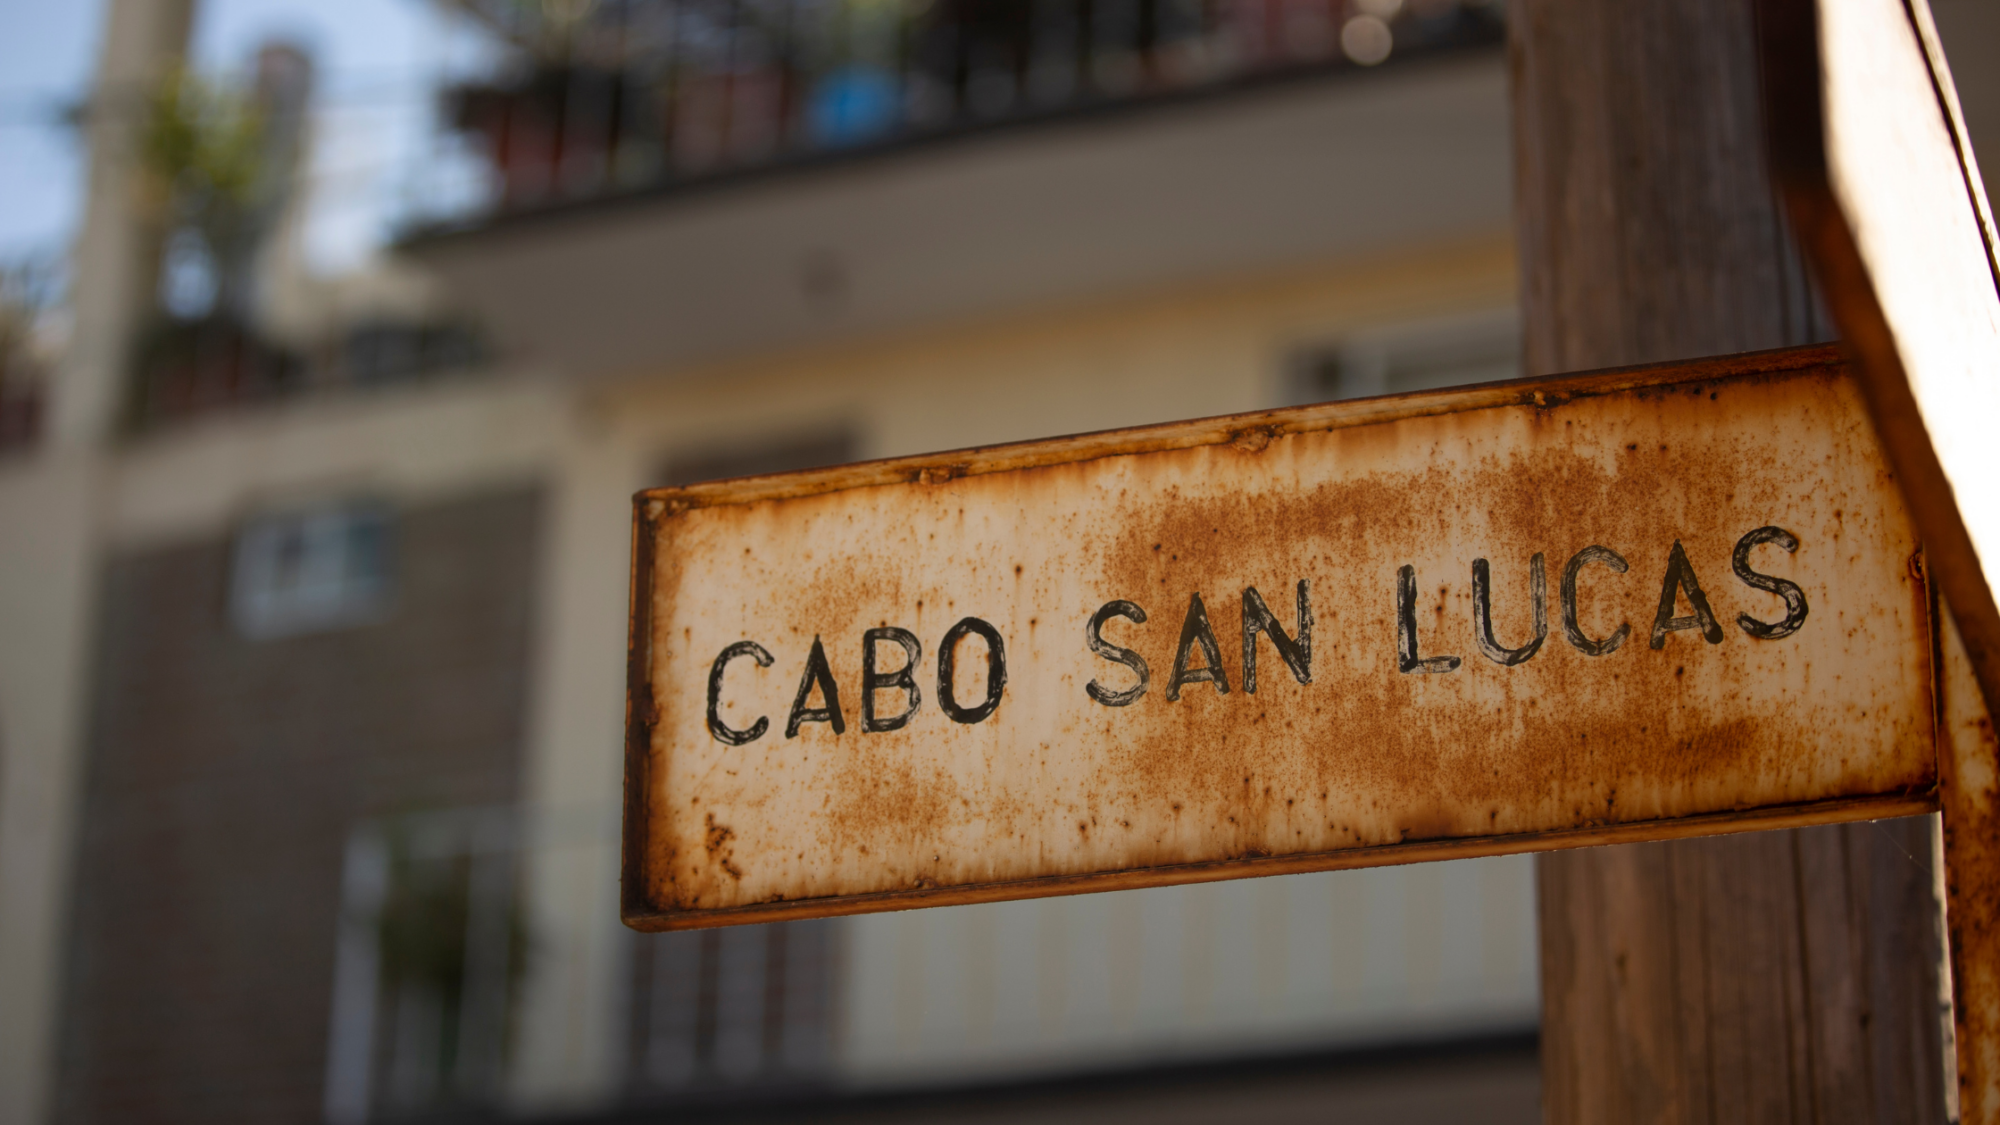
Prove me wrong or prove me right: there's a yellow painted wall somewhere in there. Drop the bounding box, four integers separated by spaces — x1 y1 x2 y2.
602 235 1517 465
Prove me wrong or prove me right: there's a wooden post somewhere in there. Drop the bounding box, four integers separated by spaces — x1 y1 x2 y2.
1512 1 1954 1119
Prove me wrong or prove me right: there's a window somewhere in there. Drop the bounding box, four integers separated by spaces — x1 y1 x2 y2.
230 499 395 639
631 921 839 1092
1288 308 1522 404
323 809 525 1124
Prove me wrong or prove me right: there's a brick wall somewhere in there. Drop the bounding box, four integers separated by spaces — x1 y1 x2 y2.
54 485 543 1125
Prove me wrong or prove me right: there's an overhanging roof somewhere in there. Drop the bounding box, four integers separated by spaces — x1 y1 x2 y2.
401 53 1513 385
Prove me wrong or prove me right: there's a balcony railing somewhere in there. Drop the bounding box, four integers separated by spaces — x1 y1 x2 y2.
126 314 486 432
411 0 1506 230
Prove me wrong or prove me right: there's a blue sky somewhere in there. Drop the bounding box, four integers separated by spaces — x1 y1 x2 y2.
0 0 493 273
0 0 108 263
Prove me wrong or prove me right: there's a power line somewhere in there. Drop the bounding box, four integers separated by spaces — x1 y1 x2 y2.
0 63 496 132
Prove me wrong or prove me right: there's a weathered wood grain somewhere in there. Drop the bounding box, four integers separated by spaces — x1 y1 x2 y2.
1514 0 1951 1118
1760 0 2000 1114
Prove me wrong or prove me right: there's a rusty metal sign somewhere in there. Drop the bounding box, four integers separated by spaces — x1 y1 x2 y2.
623 345 1938 930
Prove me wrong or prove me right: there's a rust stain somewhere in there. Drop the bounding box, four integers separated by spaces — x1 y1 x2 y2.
703 813 743 881
1942 604 2000 1120
627 345 1940 929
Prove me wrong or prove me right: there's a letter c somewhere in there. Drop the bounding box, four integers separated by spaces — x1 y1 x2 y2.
1561 546 1631 657
707 640 774 745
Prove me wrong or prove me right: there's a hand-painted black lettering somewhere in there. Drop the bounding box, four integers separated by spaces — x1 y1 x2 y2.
1561 546 1631 656
862 627 923 732
1086 600 1150 707
1242 581 1312 692
1167 593 1231 700
938 617 1006 724
785 635 846 737
1650 540 1725 649
1473 554 1547 666
1396 565 1461 673
1733 526 1810 639
707 640 774 745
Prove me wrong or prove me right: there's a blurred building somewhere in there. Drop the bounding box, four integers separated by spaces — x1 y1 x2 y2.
33 0 2000 1122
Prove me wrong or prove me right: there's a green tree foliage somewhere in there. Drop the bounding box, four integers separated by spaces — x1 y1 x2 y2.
140 69 269 301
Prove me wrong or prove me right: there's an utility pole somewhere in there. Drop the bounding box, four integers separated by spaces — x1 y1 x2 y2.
54 0 195 449
1513 1 1954 1119
0 3 191 1124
